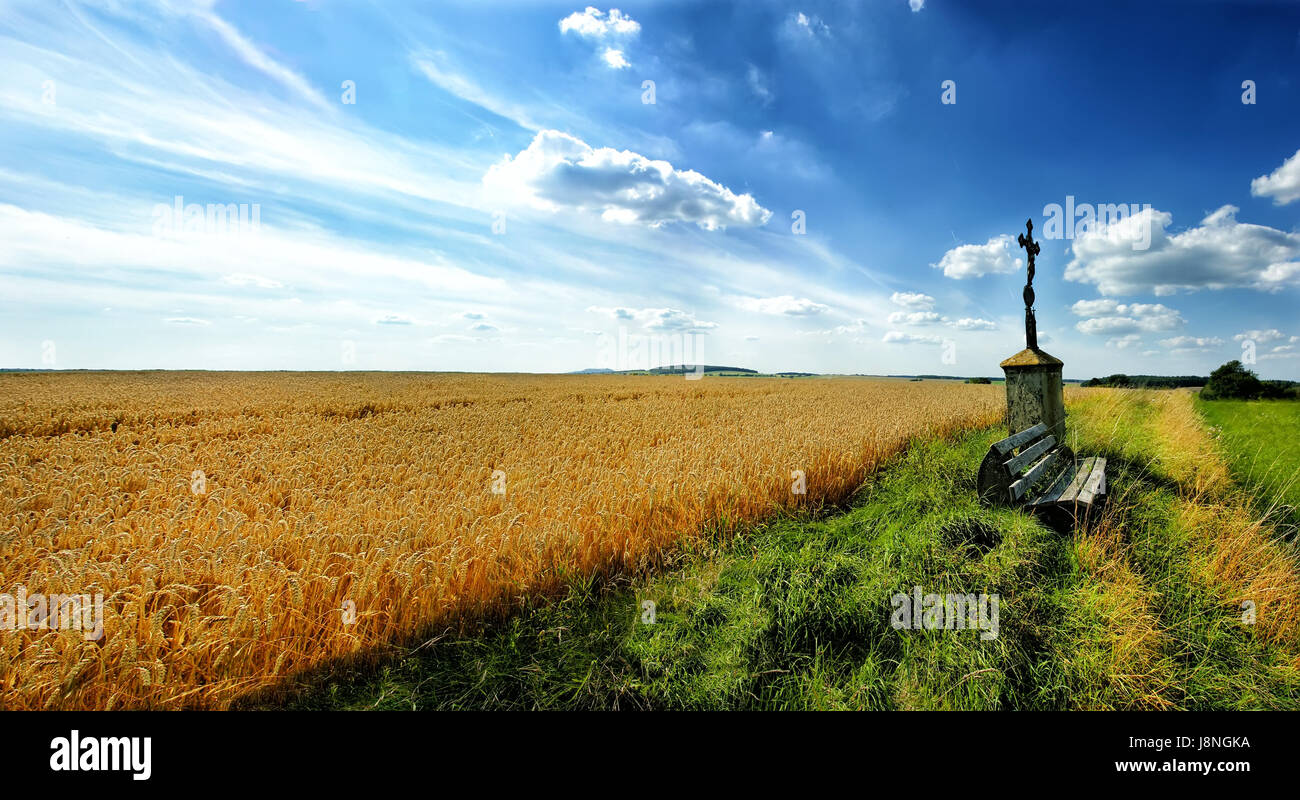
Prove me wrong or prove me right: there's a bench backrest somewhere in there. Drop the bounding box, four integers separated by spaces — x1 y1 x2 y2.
977 422 1066 504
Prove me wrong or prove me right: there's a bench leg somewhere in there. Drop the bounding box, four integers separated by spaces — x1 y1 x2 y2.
1028 493 1108 533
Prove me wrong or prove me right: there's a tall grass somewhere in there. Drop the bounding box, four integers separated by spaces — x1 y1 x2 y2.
1064 388 1300 704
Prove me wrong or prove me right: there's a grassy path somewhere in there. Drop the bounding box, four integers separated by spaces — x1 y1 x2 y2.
252 390 1300 710
1062 389 1300 709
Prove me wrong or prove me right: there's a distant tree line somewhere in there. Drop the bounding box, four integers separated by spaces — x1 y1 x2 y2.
1082 374 1207 388
1083 362 1298 400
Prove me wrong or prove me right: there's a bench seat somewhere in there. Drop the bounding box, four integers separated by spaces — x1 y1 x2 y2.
976 422 1106 530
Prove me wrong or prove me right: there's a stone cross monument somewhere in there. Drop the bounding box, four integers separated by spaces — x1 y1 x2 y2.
1017 220 1040 349
999 218 1065 442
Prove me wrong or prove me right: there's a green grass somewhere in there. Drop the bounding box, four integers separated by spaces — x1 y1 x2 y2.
1195 396 1300 518
249 396 1300 710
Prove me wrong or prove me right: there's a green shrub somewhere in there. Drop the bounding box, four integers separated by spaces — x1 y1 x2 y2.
1200 360 1263 400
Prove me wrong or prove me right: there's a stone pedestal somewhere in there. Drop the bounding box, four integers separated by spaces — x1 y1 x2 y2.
1000 347 1065 443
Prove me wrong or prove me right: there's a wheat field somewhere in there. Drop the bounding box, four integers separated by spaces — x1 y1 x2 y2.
0 371 1002 709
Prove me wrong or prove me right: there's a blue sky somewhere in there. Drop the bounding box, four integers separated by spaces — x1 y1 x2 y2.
2 0 1298 378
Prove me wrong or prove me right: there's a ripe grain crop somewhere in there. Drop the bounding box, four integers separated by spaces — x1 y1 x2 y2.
0 371 1002 709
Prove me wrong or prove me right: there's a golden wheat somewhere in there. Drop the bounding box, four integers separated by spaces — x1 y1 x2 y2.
0 371 1002 709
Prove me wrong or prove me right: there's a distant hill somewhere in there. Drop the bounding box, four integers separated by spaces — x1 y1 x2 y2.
570 365 758 375
647 364 757 375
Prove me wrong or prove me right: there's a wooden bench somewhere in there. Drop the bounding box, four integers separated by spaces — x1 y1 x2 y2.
976 422 1107 529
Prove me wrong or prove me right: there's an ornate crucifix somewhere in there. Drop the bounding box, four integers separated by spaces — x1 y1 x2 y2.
1017 218 1040 350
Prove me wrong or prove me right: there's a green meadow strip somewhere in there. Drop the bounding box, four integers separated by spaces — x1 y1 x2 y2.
1195 396 1300 524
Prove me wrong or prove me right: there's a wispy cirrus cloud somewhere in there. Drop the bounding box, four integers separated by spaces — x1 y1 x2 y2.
222 273 283 289
191 5 332 111
746 64 774 107
888 310 943 326
882 331 943 345
735 295 829 316
781 12 831 42
412 51 540 130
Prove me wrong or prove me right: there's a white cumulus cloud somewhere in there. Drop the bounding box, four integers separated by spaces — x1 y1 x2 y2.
1159 335 1224 352
888 310 944 326
890 291 935 309
1251 148 1300 206
601 48 630 69
1065 205 1300 295
588 305 718 332
1233 329 1288 344
559 7 641 38
950 317 997 331
1072 301 1185 336
932 234 1022 279
485 130 772 230
1070 298 1121 317
560 7 639 68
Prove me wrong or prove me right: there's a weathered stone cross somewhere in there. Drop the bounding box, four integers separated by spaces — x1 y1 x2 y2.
1016 218 1040 350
